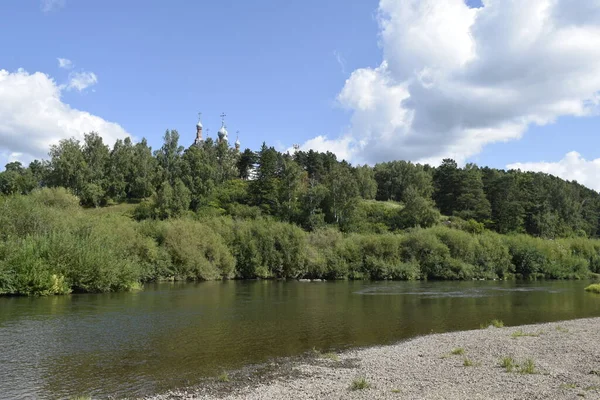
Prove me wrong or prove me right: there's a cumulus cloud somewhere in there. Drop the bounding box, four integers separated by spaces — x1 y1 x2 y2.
57 58 73 69
0 68 129 165
507 152 600 192
41 0 66 12
297 0 600 165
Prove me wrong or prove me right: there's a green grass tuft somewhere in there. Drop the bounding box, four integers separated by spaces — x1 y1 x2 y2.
555 325 569 333
511 329 541 338
463 358 474 367
519 358 536 374
391 388 401 394
481 319 504 328
585 284 600 294
323 352 340 362
217 371 230 383
350 376 371 391
560 383 577 389
451 347 465 356
501 356 515 372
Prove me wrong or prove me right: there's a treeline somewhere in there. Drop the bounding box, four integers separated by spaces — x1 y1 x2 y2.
0 188 598 295
1 131 599 238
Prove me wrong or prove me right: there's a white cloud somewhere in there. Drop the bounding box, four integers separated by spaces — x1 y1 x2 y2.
297 0 600 165
507 152 600 192
41 0 66 12
65 71 98 92
57 58 73 69
0 68 129 166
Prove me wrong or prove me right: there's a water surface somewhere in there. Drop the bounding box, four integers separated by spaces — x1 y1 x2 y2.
1 280 599 399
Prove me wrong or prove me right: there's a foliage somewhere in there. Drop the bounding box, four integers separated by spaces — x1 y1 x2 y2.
350 376 370 391
585 284 600 294
3 131 600 295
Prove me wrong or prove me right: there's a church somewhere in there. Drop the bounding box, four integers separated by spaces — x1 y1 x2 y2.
194 112 240 151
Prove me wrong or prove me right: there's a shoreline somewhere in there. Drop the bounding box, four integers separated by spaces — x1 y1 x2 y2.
145 317 600 400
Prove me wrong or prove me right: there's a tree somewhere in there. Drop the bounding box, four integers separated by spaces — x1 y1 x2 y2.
277 156 306 221
237 148 256 180
433 159 460 216
454 164 491 222
354 165 377 200
250 143 280 214
394 186 440 229
155 130 184 185
48 138 86 194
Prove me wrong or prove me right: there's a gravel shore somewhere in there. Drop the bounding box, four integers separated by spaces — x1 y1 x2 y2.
147 318 600 400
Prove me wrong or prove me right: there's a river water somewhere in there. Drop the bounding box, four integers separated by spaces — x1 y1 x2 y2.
1 280 599 399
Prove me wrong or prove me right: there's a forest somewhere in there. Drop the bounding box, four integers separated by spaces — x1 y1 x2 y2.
1 130 600 295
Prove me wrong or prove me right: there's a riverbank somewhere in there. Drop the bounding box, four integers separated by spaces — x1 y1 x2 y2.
146 318 600 400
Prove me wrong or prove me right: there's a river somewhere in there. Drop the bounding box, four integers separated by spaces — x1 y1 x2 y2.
1 280 599 399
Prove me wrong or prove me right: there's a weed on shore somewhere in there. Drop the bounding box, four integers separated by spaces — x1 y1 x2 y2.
584 283 600 294
511 329 542 338
481 319 504 328
451 348 465 356
519 358 536 374
501 357 515 372
350 376 371 391
560 383 577 389
217 372 230 382
555 325 569 333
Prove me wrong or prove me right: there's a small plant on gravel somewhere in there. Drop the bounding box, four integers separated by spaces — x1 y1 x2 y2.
463 358 474 367
555 325 569 333
481 319 504 328
511 330 540 338
323 352 339 362
451 347 465 355
350 376 371 391
70 397 91 400
501 357 515 372
519 358 536 374
584 283 600 294
585 386 600 391
217 371 230 382
391 388 401 393
560 383 577 389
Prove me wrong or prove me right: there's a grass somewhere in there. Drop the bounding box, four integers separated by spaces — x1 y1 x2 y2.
511 329 541 338
560 383 578 389
451 347 465 356
519 358 536 374
322 352 340 362
312 348 339 362
556 325 570 333
481 319 504 328
501 357 515 372
391 388 401 393
585 284 600 294
350 376 371 391
463 358 474 367
217 371 230 383
70 397 91 400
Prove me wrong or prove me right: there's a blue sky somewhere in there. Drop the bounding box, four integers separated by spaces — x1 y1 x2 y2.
1 0 380 153
1 0 600 189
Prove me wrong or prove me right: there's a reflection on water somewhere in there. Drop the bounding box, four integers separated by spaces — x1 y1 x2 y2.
0 280 598 399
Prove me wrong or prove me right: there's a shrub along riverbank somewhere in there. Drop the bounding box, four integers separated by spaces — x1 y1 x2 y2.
1 188 600 296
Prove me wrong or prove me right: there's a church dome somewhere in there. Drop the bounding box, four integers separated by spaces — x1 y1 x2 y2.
218 124 228 140
196 121 203 129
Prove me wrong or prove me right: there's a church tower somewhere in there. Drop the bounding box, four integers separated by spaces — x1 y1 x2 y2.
194 112 203 146
217 112 229 144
